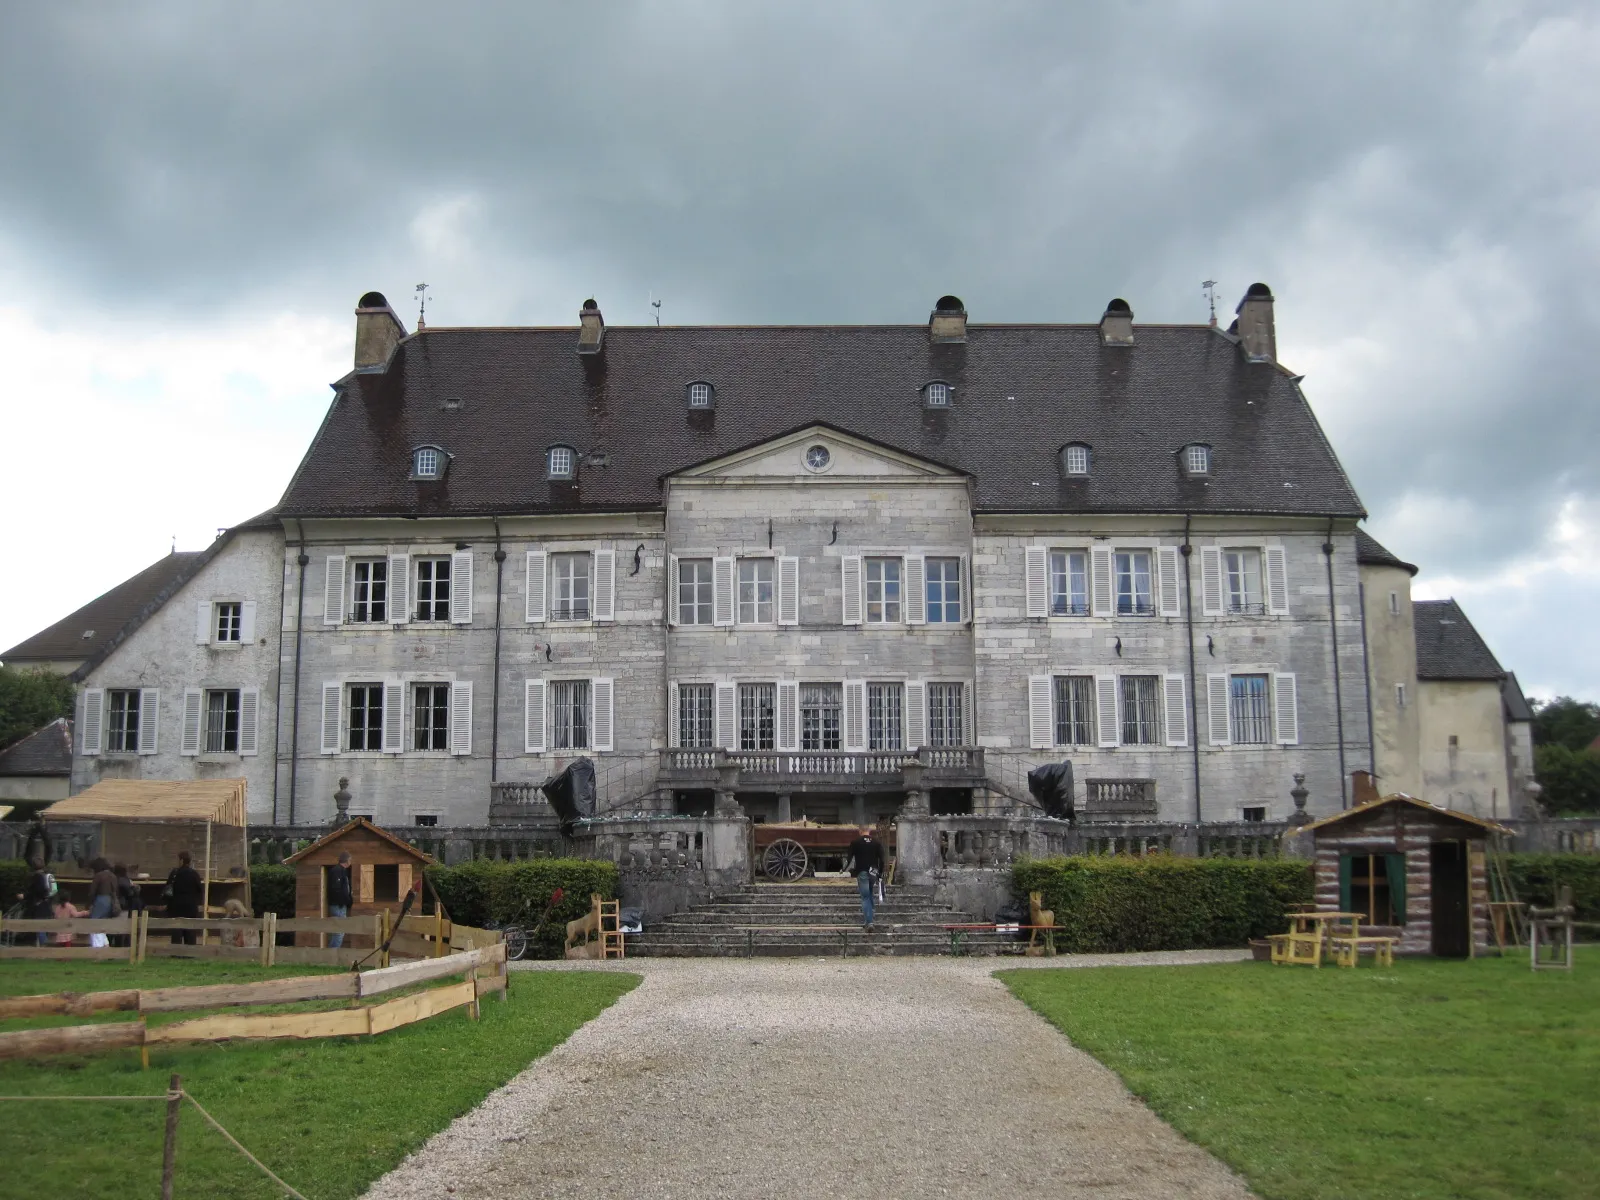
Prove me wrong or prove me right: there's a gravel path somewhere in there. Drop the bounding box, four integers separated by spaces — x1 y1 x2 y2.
365 953 1254 1200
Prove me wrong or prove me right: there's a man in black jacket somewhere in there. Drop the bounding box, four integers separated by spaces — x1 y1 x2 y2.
165 850 204 945
846 828 886 931
326 852 354 948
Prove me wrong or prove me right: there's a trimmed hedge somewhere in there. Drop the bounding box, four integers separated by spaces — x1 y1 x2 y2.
1505 854 1600 922
0 859 30 908
250 864 296 917
426 859 619 959
1013 856 1314 953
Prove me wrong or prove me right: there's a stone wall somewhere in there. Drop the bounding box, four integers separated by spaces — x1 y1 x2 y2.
1360 559 1422 796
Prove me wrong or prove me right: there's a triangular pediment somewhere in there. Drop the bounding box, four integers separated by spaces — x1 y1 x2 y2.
672 425 964 480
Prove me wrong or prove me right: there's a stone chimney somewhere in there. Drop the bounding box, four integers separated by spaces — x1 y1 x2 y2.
928 295 967 343
577 298 605 355
354 292 406 371
1234 282 1276 363
1099 298 1134 346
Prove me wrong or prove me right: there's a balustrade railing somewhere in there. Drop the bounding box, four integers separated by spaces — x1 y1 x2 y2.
1082 778 1158 819
932 816 1076 868
659 746 983 779
574 817 710 872
249 824 567 866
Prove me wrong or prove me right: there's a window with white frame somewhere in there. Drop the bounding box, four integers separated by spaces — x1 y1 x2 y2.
679 683 714 748
1052 676 1096 746
923 381 951 408
1114 551 1154 616
205 688 241 754
1184 444 1210 475
677 558 713 625
107 690 141 752
1062 443 1091 475
548 445 575 479
867 682 903 751
1050 551 1089 616
1224 549 1264 614
551 553 591 620
551 679 591 750
414 557 452 621
347 684 384 751
865 558 902 624
414 683 450 751
800 683 841 751
1119 675 1162 745
926 558 961 623
927 683 964 747
687 381 714 408
413 447 441 478
214 602 242 643
738 558 774 624
1229 674 1271 744
739 683 775 751
351 560 388 622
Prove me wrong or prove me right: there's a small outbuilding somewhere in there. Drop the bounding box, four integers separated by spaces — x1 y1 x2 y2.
283 818 435 948
1291 794 1509 957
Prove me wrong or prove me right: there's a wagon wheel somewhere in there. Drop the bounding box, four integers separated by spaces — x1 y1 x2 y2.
502 926 529 961
762 838 809 881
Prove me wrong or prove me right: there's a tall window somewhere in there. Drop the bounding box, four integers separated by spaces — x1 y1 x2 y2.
1229 674 1271 744
215 602 242 642
1053 676 1095 746
1050 551 1089 616
1224 549 1263 614
107 690 141 752
1119 675 1161 745
678 684 714 748
926 558 961 623
677 559 712 625
867 683 903 751
551 553 591 620
352 560 387 622
414 683 450 750
1114 551 1153 616
800 684 841 751
927 683 964 747
738 558 774 623
414 557 452 621
348 684 384 751
551 680 590 750
687 382 714 408
865 558 901 624
205 688 241 753
739 683 775 751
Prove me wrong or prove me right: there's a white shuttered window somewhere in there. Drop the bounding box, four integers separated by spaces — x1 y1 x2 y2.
320 683 342 753
525 551 548 622
181 689 204 756
524 679 547 753
323 556 346 625
1024 546 1048 618
81 688 104 755
591 677 614 752
1273 673 1299 744
451 681 473 755
840 556 863 625
450 551 473 624
592 550 616 621
138 688 160 755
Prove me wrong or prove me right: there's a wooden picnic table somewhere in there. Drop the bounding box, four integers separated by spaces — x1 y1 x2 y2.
1269 911 1363 968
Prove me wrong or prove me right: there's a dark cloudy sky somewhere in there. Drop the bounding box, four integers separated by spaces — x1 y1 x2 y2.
1 3 1596 700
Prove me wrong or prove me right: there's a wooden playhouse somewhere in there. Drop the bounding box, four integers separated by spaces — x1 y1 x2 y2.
1291 794 1510 957
283 818 435 948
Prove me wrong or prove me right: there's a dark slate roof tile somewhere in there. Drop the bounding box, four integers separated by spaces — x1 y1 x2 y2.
1355 528 1417 574
0 718 72 776
1414 599 1505 681
3 553 204 663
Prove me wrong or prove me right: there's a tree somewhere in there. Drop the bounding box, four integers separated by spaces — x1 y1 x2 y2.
1533 743 1600 816
0 667 75 750
1529 696 1600 751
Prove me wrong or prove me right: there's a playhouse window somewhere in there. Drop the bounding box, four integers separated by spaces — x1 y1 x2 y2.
373 864 400 903
1340 853 1407 925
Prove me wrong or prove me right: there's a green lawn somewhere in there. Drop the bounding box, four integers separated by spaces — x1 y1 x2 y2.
0 960 638 1198
1002 952 1598 1200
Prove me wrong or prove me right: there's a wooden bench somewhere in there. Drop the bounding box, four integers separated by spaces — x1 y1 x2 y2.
1328 934 1398 968
942 924 1059 957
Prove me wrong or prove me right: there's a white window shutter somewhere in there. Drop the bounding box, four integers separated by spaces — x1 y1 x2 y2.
1206 673 1232 745
525 551 548 623
713 556 735 627
180 688 203 756
323 556 346 625
1200 547 1223 616
1027 675 1053 749
320 683 342 754
777 680 799 751
667 556 680 626
450 551 473 624
1090 548 1114 617
238 688 260 756
1157 547 1182 617
667 681 680 748
777 556 800 626
591 677 614 752
715 682 737 750
593 549 616 621
961 683 974 748
383 682 404 753
451 681 473 755
904 555 927 624
905 680 927 750
137 688 159 755
239 601 257 643
1163 674 1188 747
81 688 104 755
196 601 212 645
1274 673 1299 745
388 556 409 623
843 680 867 751
524 679 547 753
840 555 863 625
1024 546 1048 618
1265 546 1290 615
960 554 972 625
1095 675 1120 747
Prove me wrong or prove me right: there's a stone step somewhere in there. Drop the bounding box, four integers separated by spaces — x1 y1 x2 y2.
627 930 1027 958
652 911 967 928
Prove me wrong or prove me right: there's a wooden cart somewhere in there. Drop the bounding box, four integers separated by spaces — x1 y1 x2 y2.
752 819 894 881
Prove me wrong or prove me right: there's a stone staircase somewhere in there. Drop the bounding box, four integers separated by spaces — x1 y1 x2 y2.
626 881 1024 957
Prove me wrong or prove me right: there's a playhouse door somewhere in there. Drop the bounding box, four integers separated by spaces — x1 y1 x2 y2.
1430 842 1470 957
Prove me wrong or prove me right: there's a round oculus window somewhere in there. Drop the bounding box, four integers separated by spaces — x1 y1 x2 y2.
804 444 832 471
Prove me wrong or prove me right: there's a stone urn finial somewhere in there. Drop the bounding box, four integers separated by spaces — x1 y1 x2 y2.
334 777 353 825
1287 773 1312 827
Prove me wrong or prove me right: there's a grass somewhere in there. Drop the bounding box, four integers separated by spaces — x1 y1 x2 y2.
0 959 638 1199
1001 951 1598 1200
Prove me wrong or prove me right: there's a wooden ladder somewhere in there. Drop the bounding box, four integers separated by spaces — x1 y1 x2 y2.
1485 832 1525 952
598 898 625 960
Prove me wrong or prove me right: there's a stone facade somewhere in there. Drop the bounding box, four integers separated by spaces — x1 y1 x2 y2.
1358 558 1423 797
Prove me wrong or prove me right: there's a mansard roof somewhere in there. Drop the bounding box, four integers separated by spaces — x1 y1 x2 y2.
1414 599 1505 681
277 323 1366 520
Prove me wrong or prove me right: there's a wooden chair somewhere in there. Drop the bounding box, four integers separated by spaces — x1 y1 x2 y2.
1027 891 1056 957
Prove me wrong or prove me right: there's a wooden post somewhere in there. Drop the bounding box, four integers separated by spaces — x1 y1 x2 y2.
433 908 445 958
128 912 139 965
200 821 213 947
375 913 387 967
241 820 252 916
160 1073 182 1200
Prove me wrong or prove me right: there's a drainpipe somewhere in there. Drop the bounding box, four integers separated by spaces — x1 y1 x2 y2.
287 521 310 824
1181 516 1203 824
1324 520 1349 807
270 520 290 824
491 519 506 783
1357 581 1376 776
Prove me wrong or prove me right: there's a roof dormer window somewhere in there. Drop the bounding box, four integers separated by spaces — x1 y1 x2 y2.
1061 443 1091 476
411 446 445 479
687 381 715 409
923 381 951 408
548 445 576 480
1183 444 1211 476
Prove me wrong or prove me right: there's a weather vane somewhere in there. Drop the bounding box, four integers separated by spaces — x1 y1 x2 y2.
1202 279 1218 327
416 282 429 330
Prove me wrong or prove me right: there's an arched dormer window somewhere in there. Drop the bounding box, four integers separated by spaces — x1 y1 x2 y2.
1182 443 1212 476
687 381 715 409
1060 442 1091 476
411 445 446 480
547 445 576 480
922 380 951 408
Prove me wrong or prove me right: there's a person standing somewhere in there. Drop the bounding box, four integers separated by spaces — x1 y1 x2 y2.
326 851 354 949
164 851 204 945
846 826 886 931
23 859 56 946
113 864 143 948
87 857 121 948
